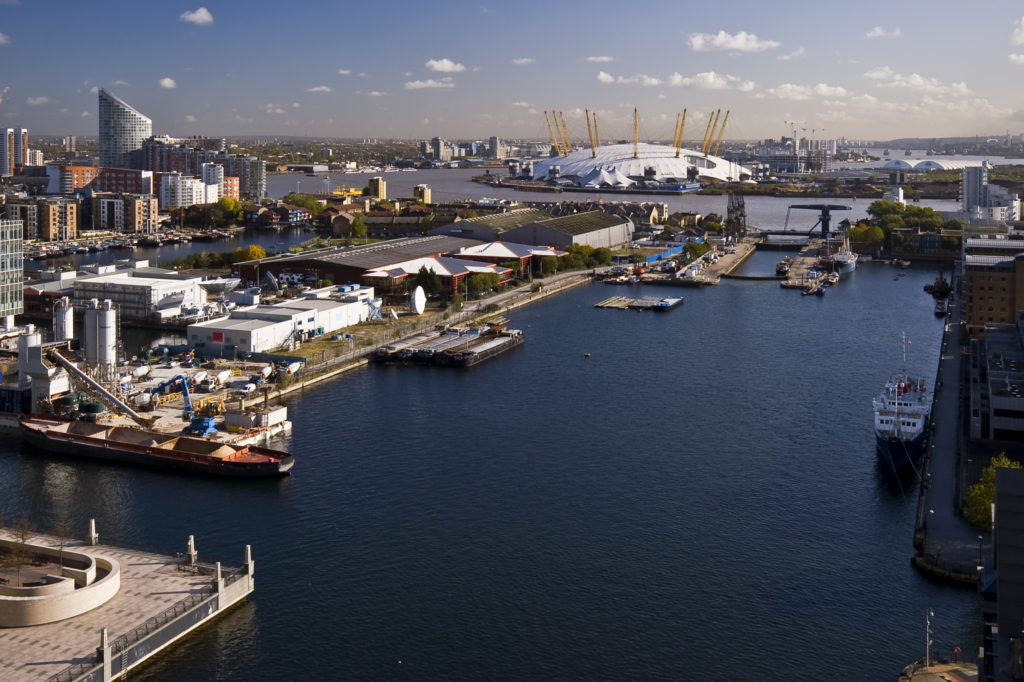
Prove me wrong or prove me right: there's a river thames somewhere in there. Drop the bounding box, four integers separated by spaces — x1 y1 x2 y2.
0 253 976 680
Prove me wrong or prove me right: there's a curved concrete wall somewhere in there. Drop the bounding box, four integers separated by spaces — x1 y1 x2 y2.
0 540 120 627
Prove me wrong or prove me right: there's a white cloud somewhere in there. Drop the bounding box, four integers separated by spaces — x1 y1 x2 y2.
367 91 384 97
737 80 758 92
60 107 68 114
1011 54 1024 65
421 118 430 125
90 86 99 94
762 83 848 100
113 80 131 86
511 101 533 107
337 69 351 75
596 72 661 85
528 108 537 114
865 67 971 96
669 71 732 89
358 72 368 77
26 96 49 106
405 78 454 89
777 47 806 61
586 56 615 62
293 103 299 107
307 86 332 92
1015 16 1024 44
687 30 780 52
159 78 177 89
866 26 900 38
511 58 534 65
179 7 213 25
658 94 666 99
425 58 466 72
0 32 9 46
81 111 90 117
184 115 196 122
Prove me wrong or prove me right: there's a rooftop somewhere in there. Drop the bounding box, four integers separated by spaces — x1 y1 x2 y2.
965 254 1018 267
532 211 629 236
239 235 481 271
456 209 553 234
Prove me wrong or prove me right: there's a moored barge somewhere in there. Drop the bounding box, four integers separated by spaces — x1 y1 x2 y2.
20 415 294 477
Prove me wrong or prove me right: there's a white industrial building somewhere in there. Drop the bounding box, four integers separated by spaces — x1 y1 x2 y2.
187 286 375 354
72 267 206 320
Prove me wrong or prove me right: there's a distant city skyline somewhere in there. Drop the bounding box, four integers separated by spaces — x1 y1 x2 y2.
2 0 1024 140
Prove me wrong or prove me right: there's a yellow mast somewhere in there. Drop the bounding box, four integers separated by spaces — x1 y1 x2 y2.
593 112 601 148
559 111 572 155
544 111 563 156
633 108 639 159
703 109 721 154
585 108 596 157
675 109 687 158
699 115 715 155
671 113 681 149
712 110 730 157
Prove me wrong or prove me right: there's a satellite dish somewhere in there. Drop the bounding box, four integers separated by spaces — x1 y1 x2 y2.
412 286 426 315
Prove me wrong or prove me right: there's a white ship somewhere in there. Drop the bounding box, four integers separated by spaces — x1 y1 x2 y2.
873 336 931 474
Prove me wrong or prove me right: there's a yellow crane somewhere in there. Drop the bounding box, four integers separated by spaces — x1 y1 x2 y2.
585 108 597 157
674 109 687 158
632 108 639 159
702 109 721 155
559 111 572 155
544 111 564 156
593 112 601 149
711 110 730 157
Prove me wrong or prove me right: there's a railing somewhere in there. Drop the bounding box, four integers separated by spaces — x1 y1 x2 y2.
109 584 216 655
44 660 99 682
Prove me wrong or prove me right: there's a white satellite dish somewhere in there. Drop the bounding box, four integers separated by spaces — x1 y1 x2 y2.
412 286 426 315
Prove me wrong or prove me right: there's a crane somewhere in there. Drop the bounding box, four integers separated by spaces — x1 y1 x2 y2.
784 204 852 240
150 373 217 435
593 111 601 149
712 110 730 157
585 108 596 157
544 111 564 156
559 111 572 155
674 109 687 158
703 109 721 155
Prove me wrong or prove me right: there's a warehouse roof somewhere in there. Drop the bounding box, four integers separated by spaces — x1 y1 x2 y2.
456 209 553 234
363 256 510 279
524 211 630 236
238 235 481 271
965 238 1024 251
966 255 1018 267
448 241 567 259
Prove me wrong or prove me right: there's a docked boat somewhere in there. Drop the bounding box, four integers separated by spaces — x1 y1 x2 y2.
873 346 931 474
884 149 891 156
935 299 948 317
20 415 294 477
447 329 524 367
776 257 793 276
652 297 684 311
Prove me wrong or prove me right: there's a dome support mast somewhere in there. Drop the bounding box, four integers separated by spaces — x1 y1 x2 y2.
674 109 687 158
544 111 564 156
586 108 597 158
633 108 639 159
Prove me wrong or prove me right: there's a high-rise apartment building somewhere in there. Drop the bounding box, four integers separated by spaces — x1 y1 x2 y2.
430 137 452 162
210 154 265 200
98 89 152 169
413 184 432 205
0 219 24 329
202 163 225 200
26 150 44 166
489 136 504 159
159 173 219 210
963 161 1021 223
7 197 78 241
1 128 28 175
141 135 224 174
368 177 387 201
63 136 76 153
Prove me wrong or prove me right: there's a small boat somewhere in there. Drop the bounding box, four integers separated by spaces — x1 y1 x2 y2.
905 149 912 156
884 149 891 156
814 287 826 296
935 300 948 317
653 297 684 311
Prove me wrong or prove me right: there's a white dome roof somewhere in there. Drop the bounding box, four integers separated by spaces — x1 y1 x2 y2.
882 159 986 171
533 143 749 183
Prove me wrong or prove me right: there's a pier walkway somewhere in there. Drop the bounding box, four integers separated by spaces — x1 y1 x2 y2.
914 294 991 582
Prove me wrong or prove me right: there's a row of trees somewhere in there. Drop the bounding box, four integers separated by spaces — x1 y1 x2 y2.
169 196 244 229
158 244 268 270
846 200 964 250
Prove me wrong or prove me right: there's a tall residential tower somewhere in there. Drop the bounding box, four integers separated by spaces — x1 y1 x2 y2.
98 89 152 169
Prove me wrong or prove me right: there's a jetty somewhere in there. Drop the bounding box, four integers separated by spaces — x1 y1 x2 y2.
0 523 255 682
595 295 683 311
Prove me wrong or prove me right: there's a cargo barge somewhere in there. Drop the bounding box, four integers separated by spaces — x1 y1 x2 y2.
446 329 524 367
20 415 294 477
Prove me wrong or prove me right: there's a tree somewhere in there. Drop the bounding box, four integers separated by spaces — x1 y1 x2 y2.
593 247 613 266
234 244 266 263
684 240 711 262
280 193 324 214
52 513 73 570
466 272 499 294
704 221 724 233
540 256 559 277
9 518 36 587
210 196 243 227
414 266 443 296
350 215 368 238
419 213 433 234
966 454 1023 528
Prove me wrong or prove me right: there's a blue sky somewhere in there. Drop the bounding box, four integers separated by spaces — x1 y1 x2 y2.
3 0 1024 141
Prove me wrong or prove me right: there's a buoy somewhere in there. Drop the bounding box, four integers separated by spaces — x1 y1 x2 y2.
584 353 590 358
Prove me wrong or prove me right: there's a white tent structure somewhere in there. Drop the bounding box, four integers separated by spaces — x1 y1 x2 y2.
533 142 749 184
578 166 635 188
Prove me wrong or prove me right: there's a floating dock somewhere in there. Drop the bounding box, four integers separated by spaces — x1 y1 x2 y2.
0 525 255 682
595 296 684 311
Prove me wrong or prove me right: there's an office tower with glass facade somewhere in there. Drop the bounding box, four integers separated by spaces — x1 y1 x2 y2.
0 219 24 329
98 89 152 169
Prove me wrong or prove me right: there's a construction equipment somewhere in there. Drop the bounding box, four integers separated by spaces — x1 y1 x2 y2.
559 111 572 155
703 109 721 155
586 108 596 157
712 110 730 157
632 108 639 159
674 109 687 158
700 113 716 155
593 112 601 148
544 111 564 156
150 373 218 435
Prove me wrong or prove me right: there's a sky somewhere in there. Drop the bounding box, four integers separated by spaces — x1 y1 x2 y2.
2 0 1024 142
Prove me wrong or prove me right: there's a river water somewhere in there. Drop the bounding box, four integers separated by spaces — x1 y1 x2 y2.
0 256 978 681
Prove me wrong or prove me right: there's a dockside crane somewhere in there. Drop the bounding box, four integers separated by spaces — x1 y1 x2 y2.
586 108 597 157
712 110 730 157
785 204 852 240
674 109 687 158
544 111 564 156
702 109 721 155
559 111 572 155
